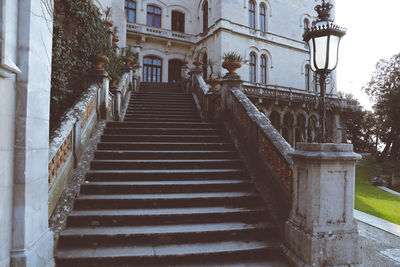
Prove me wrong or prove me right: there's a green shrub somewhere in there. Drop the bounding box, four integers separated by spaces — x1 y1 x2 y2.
51 0 121 131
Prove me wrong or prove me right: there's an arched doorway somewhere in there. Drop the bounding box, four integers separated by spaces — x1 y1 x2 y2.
143 56 162 82
282 113 294 146
269 111 281 133
296 114 307 144
168 59 183 82
202 53 208 80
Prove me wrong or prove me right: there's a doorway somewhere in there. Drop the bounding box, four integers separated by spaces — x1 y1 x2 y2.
168 59 183 82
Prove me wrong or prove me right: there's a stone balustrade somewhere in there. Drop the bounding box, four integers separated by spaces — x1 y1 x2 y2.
127 23 193 43
48 69 134 217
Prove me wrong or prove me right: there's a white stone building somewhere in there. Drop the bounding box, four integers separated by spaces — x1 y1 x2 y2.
98 0 351 146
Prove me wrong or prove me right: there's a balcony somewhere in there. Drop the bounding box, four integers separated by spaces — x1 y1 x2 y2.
127 23 194 43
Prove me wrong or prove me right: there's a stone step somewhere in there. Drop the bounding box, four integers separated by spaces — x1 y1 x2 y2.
56 240 283 267
128 103 196 109
97 142 234 151
73 192 261 210
123 117 201 122
100 134 229 142
90 159 244 170
102 128 222 136
124 113 198 118
80 180 251 194
86 169 247 181
58 222 276 248
66 206 268 227
125 108 197 114
106 121 217 129
94 150 237 160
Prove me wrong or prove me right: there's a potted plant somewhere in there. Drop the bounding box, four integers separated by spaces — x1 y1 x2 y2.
205 59 221 91
222 51 247 75
181 54 189 66
106 55 124 88
103 7 113 29
89 54 110 71
121 45 138 66
193 48 203 68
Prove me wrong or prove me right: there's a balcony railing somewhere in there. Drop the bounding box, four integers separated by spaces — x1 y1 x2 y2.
242 83 359 111
127 23 194 43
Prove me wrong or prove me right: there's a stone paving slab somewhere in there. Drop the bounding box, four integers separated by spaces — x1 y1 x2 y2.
355 209 400 266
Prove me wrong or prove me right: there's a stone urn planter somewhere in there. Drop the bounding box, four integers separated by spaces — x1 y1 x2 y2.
89 55 110 71
207 78 221 92
110 75 120 88
222 61 242 75
123 57 134 66
112 36 119 45
104 20 113 30
193 61 203 68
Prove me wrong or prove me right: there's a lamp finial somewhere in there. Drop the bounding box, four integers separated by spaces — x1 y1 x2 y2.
315 0 333 22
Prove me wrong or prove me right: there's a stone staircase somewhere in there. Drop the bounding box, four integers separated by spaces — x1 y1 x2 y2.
55 83 288 266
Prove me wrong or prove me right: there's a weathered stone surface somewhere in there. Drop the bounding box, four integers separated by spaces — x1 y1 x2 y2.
285 143 363 266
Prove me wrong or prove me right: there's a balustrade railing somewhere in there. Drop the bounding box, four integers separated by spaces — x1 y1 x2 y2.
127 23 193 42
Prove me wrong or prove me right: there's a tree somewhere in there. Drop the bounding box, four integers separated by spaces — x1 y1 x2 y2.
363 53 400 160
340 92 376 153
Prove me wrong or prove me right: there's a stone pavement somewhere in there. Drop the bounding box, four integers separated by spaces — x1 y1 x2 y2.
355 210 400 266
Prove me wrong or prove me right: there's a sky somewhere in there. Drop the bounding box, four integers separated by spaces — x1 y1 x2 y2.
335 0 400 110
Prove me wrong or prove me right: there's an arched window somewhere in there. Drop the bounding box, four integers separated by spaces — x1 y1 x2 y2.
143 56 162 82
147 5 162 28
270 111 281 132
260 4 266 32
125 0 136 23
283 113 294 146
296 114 307 143
249 1 255 29
172 11 185 33
260 55 267 84
202 53 208 80
202 1 208 33
304 18 310 30
305 64 311 91
249 53 256 82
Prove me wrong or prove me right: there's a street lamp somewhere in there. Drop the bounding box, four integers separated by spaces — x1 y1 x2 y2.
303 0 346 143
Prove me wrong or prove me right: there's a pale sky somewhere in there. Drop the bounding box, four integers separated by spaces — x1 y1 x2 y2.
335 0 400 110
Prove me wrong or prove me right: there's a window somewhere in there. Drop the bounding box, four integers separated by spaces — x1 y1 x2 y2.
249 1 255 29
305 64 311 90
143 56 162 82
249 53 256 82
147 5 162 28
202 1 208 33
260 4 266 32
125 0 136 23
260 55 267 84
172 11 185 33
304 18 310 30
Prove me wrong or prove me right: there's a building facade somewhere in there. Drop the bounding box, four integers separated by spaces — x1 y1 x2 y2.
107 0 352 147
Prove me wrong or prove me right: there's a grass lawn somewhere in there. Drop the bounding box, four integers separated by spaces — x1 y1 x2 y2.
355 158 400 225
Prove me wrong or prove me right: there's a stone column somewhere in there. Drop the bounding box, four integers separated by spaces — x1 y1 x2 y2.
88 69 109 120
11 0 54 266
284 143 363 267
220 73 243 114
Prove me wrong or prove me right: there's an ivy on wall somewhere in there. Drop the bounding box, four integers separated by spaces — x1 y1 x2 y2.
51 0 122 131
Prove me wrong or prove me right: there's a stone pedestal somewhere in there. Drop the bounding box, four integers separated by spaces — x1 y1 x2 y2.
284 143 363 267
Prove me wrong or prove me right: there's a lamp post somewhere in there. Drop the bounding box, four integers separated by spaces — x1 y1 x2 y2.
303 0 346 143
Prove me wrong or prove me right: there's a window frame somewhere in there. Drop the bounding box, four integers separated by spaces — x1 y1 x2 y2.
171 10 185 33
202 1 209 33
249 53 257 83
260 4 266 32
143 56 163 82
147 5 162 28
249 0 256 29
260 55 267 84
125 0 136 23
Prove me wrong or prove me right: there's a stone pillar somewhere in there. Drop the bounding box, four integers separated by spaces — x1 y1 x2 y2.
89 70 110 120
220 74 243 114
11 0 55 266
284 143 363 267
